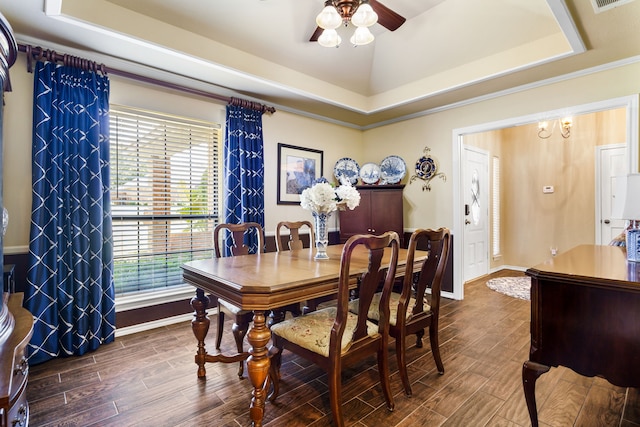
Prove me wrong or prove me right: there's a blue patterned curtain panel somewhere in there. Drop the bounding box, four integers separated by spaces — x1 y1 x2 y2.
223 105 265 255
25 61 115 364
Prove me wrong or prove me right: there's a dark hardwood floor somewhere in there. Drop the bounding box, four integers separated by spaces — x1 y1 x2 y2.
27 270 640 426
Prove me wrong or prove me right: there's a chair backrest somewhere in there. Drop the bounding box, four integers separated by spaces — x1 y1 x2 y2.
400 228 451 319
275 220 315 252
332 231 399 356
214 222 265 258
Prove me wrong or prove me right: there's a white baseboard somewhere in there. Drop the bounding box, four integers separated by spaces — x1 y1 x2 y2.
115 308 218 337
490 265 527 273
115 313 192 337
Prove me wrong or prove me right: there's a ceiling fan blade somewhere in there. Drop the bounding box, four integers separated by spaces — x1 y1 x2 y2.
369 0 406 31
310 26 323 42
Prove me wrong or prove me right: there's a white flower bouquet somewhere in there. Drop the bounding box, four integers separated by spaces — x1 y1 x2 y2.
300 177 360 213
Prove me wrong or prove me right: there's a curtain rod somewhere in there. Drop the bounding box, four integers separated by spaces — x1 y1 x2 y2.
17 43 276 115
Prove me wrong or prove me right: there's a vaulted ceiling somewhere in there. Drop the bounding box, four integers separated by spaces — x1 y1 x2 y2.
2 0 640 127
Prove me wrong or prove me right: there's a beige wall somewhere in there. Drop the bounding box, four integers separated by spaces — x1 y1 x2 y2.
3 54 640 275
502 109 626 267
263 113 363 234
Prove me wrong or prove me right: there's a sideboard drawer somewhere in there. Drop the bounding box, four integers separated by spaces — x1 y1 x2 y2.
7 388 27 427
10 343 28 401
0 294 34 427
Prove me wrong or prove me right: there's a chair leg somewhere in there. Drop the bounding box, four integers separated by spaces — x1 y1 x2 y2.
215 311 225 350
377 345 395 411
429 324 445 375
268 338 283 402
395 331 412 396
415 328 425 348
268 309 285 327
287 303 302 317
302 299 318 314
328 360 345 427
232 319 249 377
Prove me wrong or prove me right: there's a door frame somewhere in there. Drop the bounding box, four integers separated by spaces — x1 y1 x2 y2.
452 95 638 300
595 144 627 245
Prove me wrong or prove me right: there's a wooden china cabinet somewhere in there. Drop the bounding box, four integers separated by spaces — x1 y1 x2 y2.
0 12 34 427
339 185 404 245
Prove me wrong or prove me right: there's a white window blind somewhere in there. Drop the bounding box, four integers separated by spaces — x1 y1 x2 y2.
110 106 220 296
492 156 501 258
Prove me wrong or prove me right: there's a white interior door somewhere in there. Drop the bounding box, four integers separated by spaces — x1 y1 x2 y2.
463 145 489 282
597 144 627 244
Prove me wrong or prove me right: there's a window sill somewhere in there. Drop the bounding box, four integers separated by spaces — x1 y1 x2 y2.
115 285 196 312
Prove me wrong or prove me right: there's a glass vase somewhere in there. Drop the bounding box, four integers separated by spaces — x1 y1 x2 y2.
312 210 331 260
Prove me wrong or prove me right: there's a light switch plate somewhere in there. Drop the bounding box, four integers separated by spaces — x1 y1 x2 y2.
543 186 554 193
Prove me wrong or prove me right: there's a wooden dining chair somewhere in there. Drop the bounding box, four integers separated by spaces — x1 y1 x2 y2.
269 232 400 427
354 227 451 396
213 222 264 377
274 220 319 315
275 220 315 252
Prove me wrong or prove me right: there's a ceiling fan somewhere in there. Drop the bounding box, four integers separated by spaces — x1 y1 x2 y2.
310 0 406 45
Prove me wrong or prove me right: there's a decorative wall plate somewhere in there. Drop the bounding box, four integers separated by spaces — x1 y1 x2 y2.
410 147 446 191
333 157 359 185
415 156 436 179
379 155 406 184
359 162 381 184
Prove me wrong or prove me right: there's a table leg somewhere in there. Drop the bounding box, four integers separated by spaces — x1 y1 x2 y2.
191 288 210 378
247 310 272 427
522 360 550 427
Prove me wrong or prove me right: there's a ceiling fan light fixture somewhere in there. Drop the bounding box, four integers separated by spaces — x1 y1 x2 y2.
350 26 374 46
316 4 342 29
351 2 378 27
318 28 342 47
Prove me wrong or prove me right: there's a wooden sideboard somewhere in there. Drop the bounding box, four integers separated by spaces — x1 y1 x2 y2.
339 185 404 245
523 244 640 427
0 294 33 427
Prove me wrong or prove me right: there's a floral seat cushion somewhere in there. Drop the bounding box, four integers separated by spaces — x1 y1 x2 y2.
270 307 378 357
350 292 431 326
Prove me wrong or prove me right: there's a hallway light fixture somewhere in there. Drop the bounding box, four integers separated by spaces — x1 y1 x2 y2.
538 117 573 139
315 0 378 48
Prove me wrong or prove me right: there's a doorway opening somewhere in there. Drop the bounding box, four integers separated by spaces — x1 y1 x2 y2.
451 95 639 300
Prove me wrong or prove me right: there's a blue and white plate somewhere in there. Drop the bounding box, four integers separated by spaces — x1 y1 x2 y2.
415 156 436 179
359 162 381 185
334 157 360 185
379 155 406 184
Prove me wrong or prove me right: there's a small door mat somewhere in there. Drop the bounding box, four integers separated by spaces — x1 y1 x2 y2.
486 276 531 300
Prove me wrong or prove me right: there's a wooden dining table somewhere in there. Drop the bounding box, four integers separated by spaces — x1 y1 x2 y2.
181 243 427 427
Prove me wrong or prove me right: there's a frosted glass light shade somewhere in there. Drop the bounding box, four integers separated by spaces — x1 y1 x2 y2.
318 29 342 47
316 6 342 29
351 3 378 27
350 26 374 46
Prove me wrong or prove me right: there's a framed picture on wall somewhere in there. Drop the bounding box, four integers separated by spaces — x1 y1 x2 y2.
277 143 323 205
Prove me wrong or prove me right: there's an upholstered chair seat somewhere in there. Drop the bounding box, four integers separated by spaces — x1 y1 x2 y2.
270 307 378 357
351 293 431 326
350 227 451 396
269 232 400 427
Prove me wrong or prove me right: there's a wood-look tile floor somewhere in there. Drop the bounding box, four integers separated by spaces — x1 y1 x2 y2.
27 270 640 427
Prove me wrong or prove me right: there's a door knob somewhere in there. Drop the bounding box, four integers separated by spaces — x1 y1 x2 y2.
604 219 611 224
465 219 471 225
